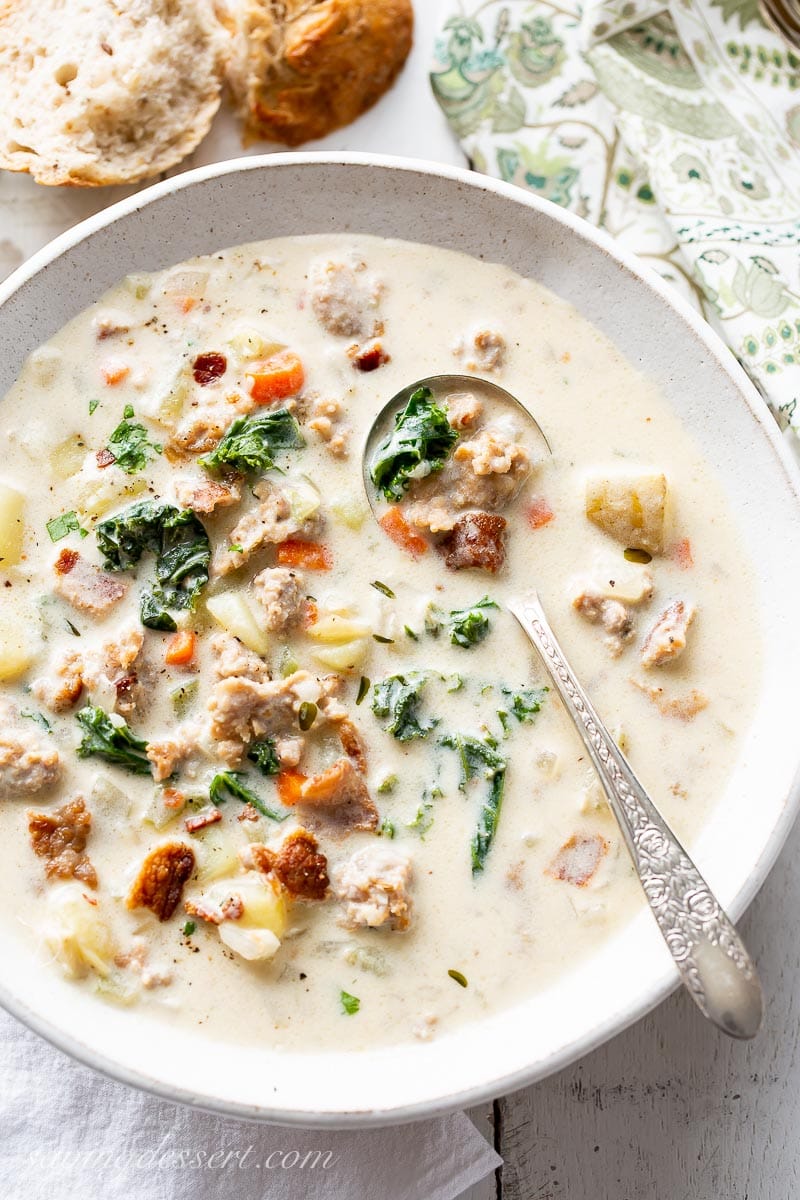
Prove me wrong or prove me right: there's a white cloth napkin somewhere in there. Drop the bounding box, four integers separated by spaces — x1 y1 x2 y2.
0 1009 500 1200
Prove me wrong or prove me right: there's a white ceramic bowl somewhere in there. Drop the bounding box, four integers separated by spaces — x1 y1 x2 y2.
1 154 799 1127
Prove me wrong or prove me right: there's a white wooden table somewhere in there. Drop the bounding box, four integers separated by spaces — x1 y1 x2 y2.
2 4 797 1197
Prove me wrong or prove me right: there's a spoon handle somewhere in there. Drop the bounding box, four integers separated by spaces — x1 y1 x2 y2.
508 590 763 1039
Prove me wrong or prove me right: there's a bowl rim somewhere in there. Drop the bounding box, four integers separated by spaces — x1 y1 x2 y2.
1 151 799 1127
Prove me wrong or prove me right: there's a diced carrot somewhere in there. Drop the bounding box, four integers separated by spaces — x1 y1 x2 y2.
101 362 130 386
277 770 307 807
671 537 694 570
246 349 305 404
545 833 608 887
276 539 332 570
163 788 187 810
526 497 555 530
378 507 429 558
178 296 199 314
165 630 196 666
302 598 319 627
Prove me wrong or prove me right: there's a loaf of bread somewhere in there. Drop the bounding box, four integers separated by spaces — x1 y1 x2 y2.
226 0 413 147
0 0 230 186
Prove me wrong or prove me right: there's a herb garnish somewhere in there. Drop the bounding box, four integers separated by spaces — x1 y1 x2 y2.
369 387 459 501
208 771 287 821
340 990 361 1015
75 704 151 774
448 969 468 988
199 408 304 475
96 500 211 631
182 920 196 938
356 676 370 705
105 409 162 474
499 686 548 726
46 511 87 543
372 673 436 741
447 597 498 648
370 580 395 598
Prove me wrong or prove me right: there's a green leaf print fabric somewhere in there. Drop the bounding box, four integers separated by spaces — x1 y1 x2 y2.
431 0 800 444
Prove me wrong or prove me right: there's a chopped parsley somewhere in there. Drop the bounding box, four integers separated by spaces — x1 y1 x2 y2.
370 580 395 598
88 398 99 416
340 990 361 1016
46 511 87 543
96 500 211 631
372 672 436 741
105 409 162 474
369 387 459 501
378 818 396 838
247 739 281 776
75 705 151 775
447 597 498 648
208 771 287 821
182 920 196 938
199 408 304 475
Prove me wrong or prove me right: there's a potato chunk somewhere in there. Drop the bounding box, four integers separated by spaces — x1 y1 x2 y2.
585 472 668 555
0 481 24 567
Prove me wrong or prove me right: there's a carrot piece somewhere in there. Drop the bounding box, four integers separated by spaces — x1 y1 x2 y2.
101 362 130 386
276 539 332 570
246 350 305 404
526 497 555 530
378 507 429 558
277 770 307 807
671 537 694 570
165 630 196 666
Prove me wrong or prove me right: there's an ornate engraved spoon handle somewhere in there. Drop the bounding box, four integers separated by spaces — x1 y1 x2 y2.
509 591 763 1039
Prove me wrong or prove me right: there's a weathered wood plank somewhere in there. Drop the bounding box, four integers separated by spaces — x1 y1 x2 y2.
497 812 800 1200
460 1104 498 1200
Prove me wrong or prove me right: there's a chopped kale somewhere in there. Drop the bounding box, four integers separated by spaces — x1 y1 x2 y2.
340 989 360 1015
199 408 304 475
369 387 459 501
20 710 52 733
208 770 287 821
407 790 437 838
96 500 211 631
424 602 445 637
372 672 436 741
500 686 548 724
247 739 281 776
440 733 507 874
447 596 499 648
105 411 161 474
378 818 396 838
75 704 151 775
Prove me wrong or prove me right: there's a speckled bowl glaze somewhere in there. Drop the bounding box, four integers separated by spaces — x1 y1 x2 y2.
0 154 799 1127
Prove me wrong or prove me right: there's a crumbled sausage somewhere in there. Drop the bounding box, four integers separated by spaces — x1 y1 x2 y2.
213 481 319 576
309 259 383 339
299 757 378 832
0 704 62 798
336 717 367 774
251 567 305 632
127 842 196 921
173 476 241 515
146 722 202 782
334 846 412 930
206 669 320 765
455 329 507 373
445 391 483 429
641 599 696 668
28 797 97 888
242 830 329 901
573 589 634 657
439 512 507 573
53 549 128 617
210 632 271 683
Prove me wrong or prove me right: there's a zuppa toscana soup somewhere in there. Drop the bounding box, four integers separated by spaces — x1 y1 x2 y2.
0 235 759 1051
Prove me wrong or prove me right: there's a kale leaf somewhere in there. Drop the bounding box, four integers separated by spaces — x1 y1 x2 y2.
106 412 161 474
440 733 507 874
96 500 211 631
447 596 499 648
208 770 287 821
199 408 304 475
369 387 459 502
247 739 281 776
371 672 436 741
500 686 548 725
75 704 151 774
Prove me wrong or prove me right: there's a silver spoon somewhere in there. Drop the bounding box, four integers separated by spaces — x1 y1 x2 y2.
363 374 763 1039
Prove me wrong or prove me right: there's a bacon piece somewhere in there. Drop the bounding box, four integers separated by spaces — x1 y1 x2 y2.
192 352 227 386
350 341 390 372
184 806 223 833
53 550 128 618
28 797 97 888
545 833 608 887
242 830 329 900
127 842 195 921
439 511 506 573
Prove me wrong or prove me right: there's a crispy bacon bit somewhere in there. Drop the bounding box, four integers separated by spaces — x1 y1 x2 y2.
184 806 223 833
351 341 391 372
671 538 694 570
192 352 227 386
54 548 79 575
95 448 116 469
237 802 261 822
526 497 554 530
299 757 378 832
337 717 367 773
243 831 329 900
546 833 608 887
126 842 195 921
440 511 506 573
173 478 240 515
114 673 138 713
28 797 97 888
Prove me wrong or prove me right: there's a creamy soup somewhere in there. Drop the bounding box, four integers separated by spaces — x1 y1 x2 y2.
0 235 760 1051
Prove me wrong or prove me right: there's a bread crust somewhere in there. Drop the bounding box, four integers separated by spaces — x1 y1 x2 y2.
227 0 414 147
0 0 230 187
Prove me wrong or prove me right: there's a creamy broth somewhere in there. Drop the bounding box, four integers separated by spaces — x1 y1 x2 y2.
0 235 760 1052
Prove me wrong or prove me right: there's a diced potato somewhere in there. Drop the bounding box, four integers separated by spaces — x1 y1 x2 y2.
0 481 24 567
194 829 242 884
219 923 281 961
227 328 285 362
312 638 370 672
282 476 321 523
306 612 370 644
585 472 668 555
161 269 208 300
123 273 152 301
206 592 270 655
49 435 87 482
43 884 115 979
94 974 140 1006
330 492 368 530
0 612 37 680
28 345 62 386
235 875 288 935
138 365 191 428
73 463 147 522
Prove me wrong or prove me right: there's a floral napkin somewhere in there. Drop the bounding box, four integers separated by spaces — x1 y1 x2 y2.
431 0 800 445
